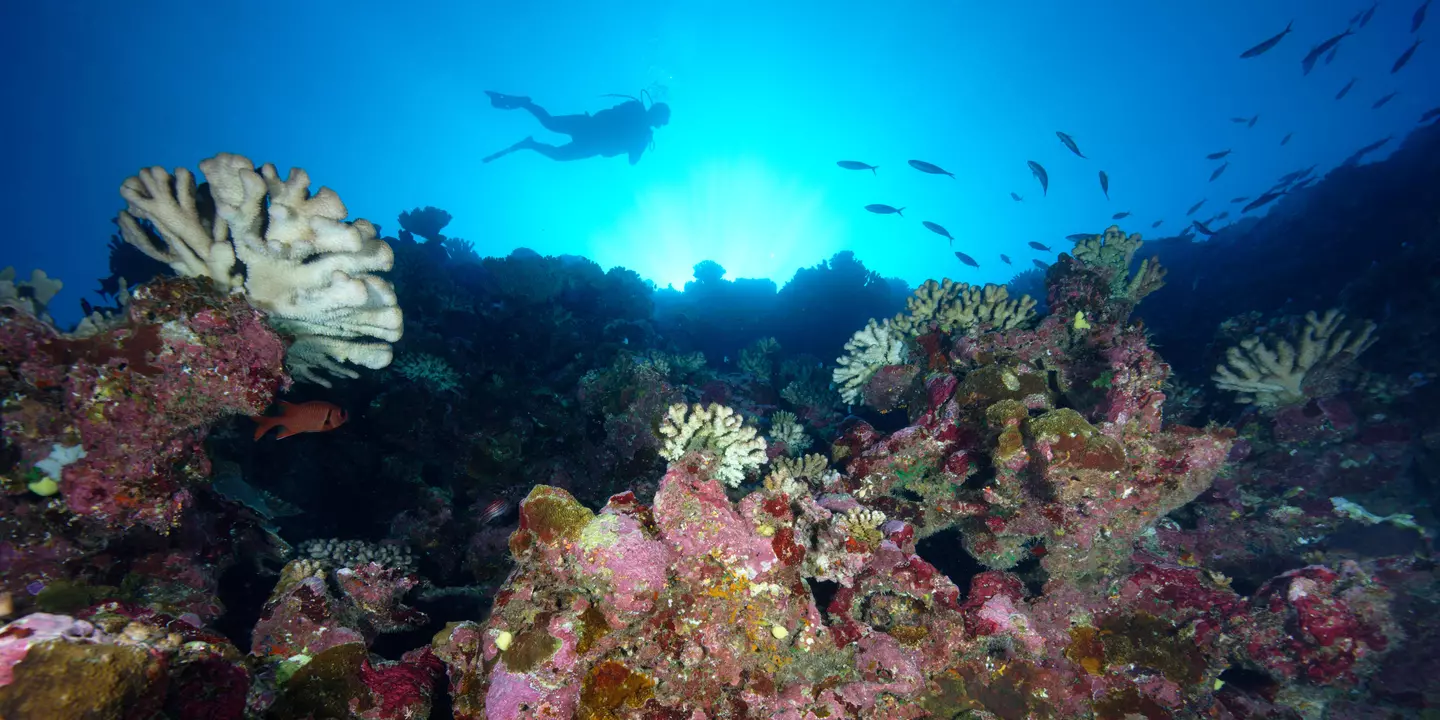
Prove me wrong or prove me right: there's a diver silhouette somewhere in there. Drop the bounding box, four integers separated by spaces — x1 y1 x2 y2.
482 92 671 165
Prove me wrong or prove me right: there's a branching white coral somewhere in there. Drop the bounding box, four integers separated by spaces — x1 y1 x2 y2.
835 507 888 547
658 403 768 487
117 153 403 386
833 319 906 404
891 279 1036 336
767 410 811 456
763 454 831 496
1213 309 1378 408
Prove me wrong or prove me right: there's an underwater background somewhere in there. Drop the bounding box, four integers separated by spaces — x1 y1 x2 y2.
1 1 1439 718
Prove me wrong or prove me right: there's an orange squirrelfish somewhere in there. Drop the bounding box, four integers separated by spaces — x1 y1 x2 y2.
253 401 348 440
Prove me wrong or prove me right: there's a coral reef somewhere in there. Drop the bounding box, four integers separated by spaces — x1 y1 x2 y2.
657 402 768 487
1213 308 1379 408
117 153 403 385
833 318 906 404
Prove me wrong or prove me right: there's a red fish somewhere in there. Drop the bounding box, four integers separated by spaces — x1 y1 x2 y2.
253 401 348 440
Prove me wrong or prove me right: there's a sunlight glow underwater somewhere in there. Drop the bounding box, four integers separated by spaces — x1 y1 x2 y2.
602 157 852 289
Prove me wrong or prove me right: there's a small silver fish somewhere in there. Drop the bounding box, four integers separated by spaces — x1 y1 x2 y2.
1056 131 1087 158
1187 199 1206 216
1336 77 1357 100
1281 132 1293 145
1392 39 1421 73
837 160 878 174
1230 196 1249 203
1066 233 1095 242
1191 219 1217 236
1420 106 1440 123
1000 254 1012 265
1215 211 1230 220
909 159 954 178
1112 211 1131 219
1028 241 1052 252
1303 29 1353 75
1028 161 1049 195
1098 170 1110 200
1239 20 1293 58
865 204 905 216
1359 2 1378 27
1372 91 1398 109
922 221 954 245
1209 162 1229 182
1248 114 1260 128
1242 190 1285 213
1151 220 1164 228
1010 192 1024 202
954 251 979 268
1032 259 1049 270
1415 0 1430 32
1206 149 1232 160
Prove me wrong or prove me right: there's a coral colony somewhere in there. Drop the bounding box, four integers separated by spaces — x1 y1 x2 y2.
1 141 1436 720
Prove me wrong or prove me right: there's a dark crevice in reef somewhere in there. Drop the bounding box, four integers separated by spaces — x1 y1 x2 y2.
917 527 986 595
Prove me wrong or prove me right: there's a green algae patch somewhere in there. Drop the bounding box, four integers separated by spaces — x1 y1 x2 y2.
1066 612 1207 687
503 627 563 673
0 640 162 720
271 641 369 720
579 660 656 720
510 484 595 556
1027 408 1126 472
579 512 622 552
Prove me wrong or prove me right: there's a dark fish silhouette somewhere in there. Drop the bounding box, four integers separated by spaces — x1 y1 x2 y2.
954 251 979 268
1229 116 1250 124
1372 91 1398 109
1281 132 1293 145
1187 199 1206 216
1112 211 1131 219
1292 177 1319 190
1350 7 1365 24
1032 259 1050 270
1276 165 1317 184
1240 20 1294 58
1242 190 1286 213
1010 192 1024 202
1341 135 1393 166
1028 161 1049 195
1215 211 1230 220
1359 2 1378 27
1000 254 1012 265
1028 241 1052 252
1151 220 1164 228
1206 149 1232 160
909 160 954 178
1249 114 1260 128
922 221 954 245
1336 77 1357 99
837 160 878 174
1325 45 1340 65
1098 170 1110 199
1191 220 1217 236
1302 30 1353 75
1056 131 1086 158
1392 39 1421 73
1420 106 1440 123
1231 196 1250 203
1415 0 1430 32
1209 162 1230 182
865 204 905 216
1066 233 1095 242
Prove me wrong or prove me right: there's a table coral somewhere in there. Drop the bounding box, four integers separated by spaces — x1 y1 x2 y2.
117 152 404 385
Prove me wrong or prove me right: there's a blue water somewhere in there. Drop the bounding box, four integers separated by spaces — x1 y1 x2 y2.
2 0 1431 324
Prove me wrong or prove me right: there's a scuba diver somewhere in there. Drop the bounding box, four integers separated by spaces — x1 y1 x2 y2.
481 91 671 165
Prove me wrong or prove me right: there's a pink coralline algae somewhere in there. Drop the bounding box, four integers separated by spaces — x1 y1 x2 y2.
1 277 289 531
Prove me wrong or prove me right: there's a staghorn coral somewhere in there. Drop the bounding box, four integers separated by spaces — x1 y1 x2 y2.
767 410 811 456
891 279 1037 336
1072 225 1167 301
833 318 906 404
117 152 403 385
1213 308 1378 408
657 403 768 487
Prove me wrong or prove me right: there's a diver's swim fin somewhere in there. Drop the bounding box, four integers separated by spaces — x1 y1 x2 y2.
483 137 533 164
485 91 530 109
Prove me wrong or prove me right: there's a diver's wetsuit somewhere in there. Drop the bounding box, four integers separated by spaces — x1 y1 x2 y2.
484 92 654 165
